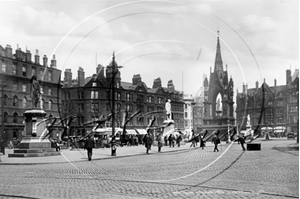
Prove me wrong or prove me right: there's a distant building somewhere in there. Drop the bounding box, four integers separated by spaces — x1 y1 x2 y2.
61 57 184 137
0 44 62 145
236 69 299 134
183 94 194 131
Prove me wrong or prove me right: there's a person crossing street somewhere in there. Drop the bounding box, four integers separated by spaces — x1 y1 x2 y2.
85 135 95 161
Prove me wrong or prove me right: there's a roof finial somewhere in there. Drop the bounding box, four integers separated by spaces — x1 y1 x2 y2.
217 28 220 37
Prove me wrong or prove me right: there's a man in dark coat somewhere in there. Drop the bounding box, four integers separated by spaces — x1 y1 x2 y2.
157 133 163 152
200 136 205 149
143 133 152 154
85 135 95 161
212 135 220 152
236 135 246 151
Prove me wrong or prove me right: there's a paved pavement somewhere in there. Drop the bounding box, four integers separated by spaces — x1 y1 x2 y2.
0 138 298 164
0 138 298 199
0 141 200 164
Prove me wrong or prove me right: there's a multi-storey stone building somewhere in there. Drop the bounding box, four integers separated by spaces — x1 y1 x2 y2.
61 57 184 137
183 92 204 134
0 44 62 145
236 69 299 134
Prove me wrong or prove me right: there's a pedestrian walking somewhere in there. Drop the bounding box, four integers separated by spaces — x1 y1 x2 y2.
164 136 168 146
200 136 205 149
168 134 172 147
171 134 175 147
157 133 162 152
212 134 220 152
55 140 61 151
236 135 246 151
190 130 196 147
143 133 152 154
84 135 95 161
176 134 182 147
194 134 199 146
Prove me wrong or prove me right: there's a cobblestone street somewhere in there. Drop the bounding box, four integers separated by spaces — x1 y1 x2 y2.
0 139 298 199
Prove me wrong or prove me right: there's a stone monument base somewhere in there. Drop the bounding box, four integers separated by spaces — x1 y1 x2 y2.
8 136 60 157
8 109 61 158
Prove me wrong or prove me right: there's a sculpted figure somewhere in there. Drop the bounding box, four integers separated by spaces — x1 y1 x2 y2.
165 99 172 120
30 75 41 108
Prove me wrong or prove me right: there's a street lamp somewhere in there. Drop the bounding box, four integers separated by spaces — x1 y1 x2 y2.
110 52 122 156
227 119 230 143
191 101 196 132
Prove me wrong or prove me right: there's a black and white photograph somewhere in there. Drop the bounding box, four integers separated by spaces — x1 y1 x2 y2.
0 0 298 198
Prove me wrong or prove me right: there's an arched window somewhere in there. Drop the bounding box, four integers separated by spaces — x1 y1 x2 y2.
3 94 8 106
13 112 18 123
3 112 8 123
48 100 52 110
22 97 27 108
13 96 18 107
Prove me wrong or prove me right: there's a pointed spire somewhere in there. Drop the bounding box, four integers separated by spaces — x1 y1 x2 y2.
214 29 223 76
112 51 115 67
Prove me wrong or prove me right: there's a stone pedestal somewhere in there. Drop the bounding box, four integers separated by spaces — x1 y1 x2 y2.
8 109 60 158
162 120 175 137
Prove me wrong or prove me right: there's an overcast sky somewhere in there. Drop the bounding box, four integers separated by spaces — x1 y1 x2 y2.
0 0 298 96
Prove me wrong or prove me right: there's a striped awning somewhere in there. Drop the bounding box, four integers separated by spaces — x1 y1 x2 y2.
126 129 137 135
135 129 147 135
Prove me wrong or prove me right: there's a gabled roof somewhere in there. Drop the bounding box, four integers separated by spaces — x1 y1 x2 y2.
85 75 105 87
133 82 148 92
148 87 165 95
121 81 133 90
121 81 148 92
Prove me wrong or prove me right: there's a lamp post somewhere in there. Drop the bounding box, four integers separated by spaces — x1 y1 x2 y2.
110 52 122 156
111 53 116 156
227 119 230 143
191 101 196 132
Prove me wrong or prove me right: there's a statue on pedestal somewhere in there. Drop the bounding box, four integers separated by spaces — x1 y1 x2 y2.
30 75 41 108
165 99 172 120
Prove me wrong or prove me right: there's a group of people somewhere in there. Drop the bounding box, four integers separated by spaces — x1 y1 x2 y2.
190 132 206 149
164 133 182 148
83 131 247 161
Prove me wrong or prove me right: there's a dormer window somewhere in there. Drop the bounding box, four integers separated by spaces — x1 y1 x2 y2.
92 82 97 87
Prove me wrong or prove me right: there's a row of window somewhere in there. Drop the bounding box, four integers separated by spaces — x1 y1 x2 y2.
2 112 20 123
90 90 164 104
1 60 53 81
2 95 53 110
3 82 52 95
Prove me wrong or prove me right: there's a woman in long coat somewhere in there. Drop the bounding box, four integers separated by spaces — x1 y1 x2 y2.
143 133 152 154
200 136 205 149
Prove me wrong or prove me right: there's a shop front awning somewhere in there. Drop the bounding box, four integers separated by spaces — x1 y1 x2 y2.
273 126 286 132
126 129 137 135
135 129 147 135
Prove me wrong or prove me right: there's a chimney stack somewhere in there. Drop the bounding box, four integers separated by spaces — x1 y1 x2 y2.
50 55 57 68
78 66 85 87
35 50 40 65
43 55 48 67
132 74 142 85
5 45 12 58
25 50 31 62
64 68 72 85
